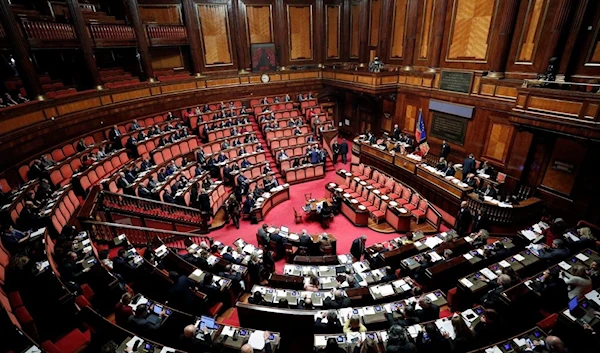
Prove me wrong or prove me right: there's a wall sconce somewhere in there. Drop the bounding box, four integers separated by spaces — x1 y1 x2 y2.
96 85 104 91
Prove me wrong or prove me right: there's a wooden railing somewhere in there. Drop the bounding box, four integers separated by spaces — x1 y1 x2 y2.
146 24 187 44
89 23 135 43
81 220 209 246
22 21 76 40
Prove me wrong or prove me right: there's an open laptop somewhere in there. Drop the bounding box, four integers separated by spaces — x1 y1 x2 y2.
199 315 218 330
568 297 597 324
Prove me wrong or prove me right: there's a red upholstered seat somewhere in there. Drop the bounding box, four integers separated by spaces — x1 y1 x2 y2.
8 291 23 308
41 329 90 353
208 302 224 317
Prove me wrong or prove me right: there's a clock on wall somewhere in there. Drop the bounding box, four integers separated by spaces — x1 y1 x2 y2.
261 74 270 83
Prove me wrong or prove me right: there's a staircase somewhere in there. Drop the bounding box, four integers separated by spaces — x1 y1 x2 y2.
248 117 284 184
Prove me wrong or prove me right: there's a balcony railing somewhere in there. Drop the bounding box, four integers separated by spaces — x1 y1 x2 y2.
147 25 187 40
89 24 136 46
22 21 76 41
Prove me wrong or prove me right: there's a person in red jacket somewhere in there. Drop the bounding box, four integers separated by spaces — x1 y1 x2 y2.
542 218 567 246
115 292 134 326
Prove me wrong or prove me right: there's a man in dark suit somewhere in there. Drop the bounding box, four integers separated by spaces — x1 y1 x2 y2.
455 201 472 236
178 325 212 353
218 264 242 282
314 311 343 333
464 173 477 187
392 124 401 140
537 239 570 263
163 190 175 204
332 140 340 164
198 190 211 212
222 248 241 265
168 272 198 312
480 274 512 310
443 161 456 177
298 231 313 249
462 154 476 181
112 249 137 281
350 235 367 260
414 296 440 322
128 304 164 334
340 139 349 164
323 290 351 309
269 228 287 257
109 125 122 147
482 184 497 198
242 194 255 214
472 209 488 233
532 268 569 312
440 140 451 159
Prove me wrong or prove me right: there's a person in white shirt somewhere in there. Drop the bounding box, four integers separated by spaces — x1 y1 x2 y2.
563 266 593 299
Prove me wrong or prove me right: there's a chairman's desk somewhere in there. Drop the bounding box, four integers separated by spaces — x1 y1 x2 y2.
250 184 291 222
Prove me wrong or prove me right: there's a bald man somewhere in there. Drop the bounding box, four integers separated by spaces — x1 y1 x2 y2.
240 331 273 353
178 324 212 352
525 335 567 352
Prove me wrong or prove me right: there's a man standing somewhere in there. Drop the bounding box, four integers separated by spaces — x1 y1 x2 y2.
350 235 367 260
462 154 476 181
455 201 472 236
440 140 450 159
392 124 401 140
340 138 349 164
332 140 341 164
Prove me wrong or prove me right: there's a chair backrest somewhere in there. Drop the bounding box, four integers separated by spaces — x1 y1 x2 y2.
380 202 388 212
363 166 371 177
418 200 428 212
373 197 381 208
402 187 411 199
368 192 375 203
410 193 420 205
362 188 369 199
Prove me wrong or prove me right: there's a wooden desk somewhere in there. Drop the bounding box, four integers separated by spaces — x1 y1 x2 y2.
416 165 473 199
467 192 543 224
361 144 394 163
251 185 290 222
325 184 369 226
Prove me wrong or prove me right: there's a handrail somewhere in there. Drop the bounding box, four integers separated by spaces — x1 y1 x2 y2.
81 220 209 246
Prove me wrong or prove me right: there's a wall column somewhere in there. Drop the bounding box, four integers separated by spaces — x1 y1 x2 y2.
557 0 589 80
427 0 448 71
401 0 418 71
66 0 101 87
124 0 154 80
542 0 573 76
0 0 43 97
182 0 204 75
488 0 519 78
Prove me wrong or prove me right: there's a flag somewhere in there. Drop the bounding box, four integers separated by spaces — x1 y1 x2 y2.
415 109 430 156
415 109 427 143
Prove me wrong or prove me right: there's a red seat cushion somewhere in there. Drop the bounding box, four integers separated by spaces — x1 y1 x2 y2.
357 175 368 180
404 204 417 211
41 341 62 353
54 329 91 353
361 202 373 207
372 183 382 189
399 198 409 205
378 188 389 194
208 302 223 317
349 193 359 198
367 206 378 212
8 291 23 308
372 211 384 218
356 197 366 203
388 193 399 200
412 210 425 217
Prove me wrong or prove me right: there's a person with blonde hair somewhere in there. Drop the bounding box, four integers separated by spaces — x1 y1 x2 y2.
343 314 367 333
563 265 593 299
447 314 474 353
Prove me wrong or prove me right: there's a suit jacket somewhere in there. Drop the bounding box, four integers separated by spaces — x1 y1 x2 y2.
242 198 254 213
483 187 497 198
462 157 476 175
472 214 488 232
415 303 440 322
537 247 570 263
299 235 313 248
163 193 175 204
350 238 365 260
323 296 351 309
393 128 401 140
129 314 161 332
314 318 343 333
440 143 450 158
340 142 349 154
443 166 455 177
109 129 121 141
112 256 137 278
178 334 212 353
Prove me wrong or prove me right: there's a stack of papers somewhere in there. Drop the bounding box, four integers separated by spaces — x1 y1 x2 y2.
379 284 395 297
424 236 443 249
480 268 498 280
514 254 525 262
463 253 473 260
499 260 511 268
485 346 503 353
521 230 538 241
125 336 143 349
558 261 572 271
576 253 589 261
436 319 456 339
249 330 266 350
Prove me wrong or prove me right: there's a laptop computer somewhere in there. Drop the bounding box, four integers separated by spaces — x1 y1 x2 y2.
199 315 218 330
569 297 596 324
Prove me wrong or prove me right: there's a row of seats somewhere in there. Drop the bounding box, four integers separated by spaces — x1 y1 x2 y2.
199 132 255 156
273 142 311 160
104 78 142 89
151 137 198 165
104 113 170 139
253 103 294 115
147 26 187 40
207 123 253 142
197 115 250 134
284 164 325 184
99 68 126 77
9 183 39 225
265 125 308 140
157 72 191 82
50 188 80 235
269 133 312 150
212 142 259 162
78 150 130 193
101 73 133 84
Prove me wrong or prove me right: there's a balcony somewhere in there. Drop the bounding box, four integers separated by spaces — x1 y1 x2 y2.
22 21 79 48
88 24 136 47
146 25 188 46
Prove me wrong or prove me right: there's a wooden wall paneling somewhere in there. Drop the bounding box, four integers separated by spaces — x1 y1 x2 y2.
150 47 184 69
231 0 250 70
388 0 408 62
349 0 361 59
403 101 418 133
273 0 288 65
369 0 382 52
380 98 395 132
182 0 205 74
402 0 419 69
482 115 514 165
286 2 315 63
415 0 434 65
427 0 448 69
570 1 600 78
557 0 588 78
443 0 499 68
541 137 586 196
515 0 547 64
243 2 274 44
325 3 341 60
138 4 183 24
487 0 519 76
315 0 326 63
536 0 573 75
505 129 533 180
196 1 237 70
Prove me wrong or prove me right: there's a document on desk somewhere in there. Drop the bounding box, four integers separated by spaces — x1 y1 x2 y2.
379 284 395 297
499 260 511 268
558 261 572 271
243 244 255 254
426 293 438 303
125 336 143 349
460 278 474 288
480 268 498 281
159 347 176 353
485 346 502 353
249 330 266 350
288 233 299 241
513 338 526 347
338 254 350 263
566 232 580 242
436 319 455 339
314 335 328 347
424 236 442 249
464 236 473 243
276 289 287 297
363 307 376 315
521 230 538 241
532 224 543 234
407 325 420 338
414 241 423 248
461 309 478 325
514 254 525 262
463 253 473 260
393 279 406 288
315 312 328 323
430 252 443 262
352 262 368 273
30 227 46 239
585 290 600 306
576 253 589 262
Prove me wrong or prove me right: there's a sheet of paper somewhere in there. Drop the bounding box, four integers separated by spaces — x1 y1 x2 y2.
464 236 473 243
558 261 572 271
485 347 502 353
370 286 380 295
521 230 537 241
463 253 473 260
125 336 143 349
514 254 525 261
513 338 526 347
393 279 406 288
414 241 423 247
160 347 176 353
476 249 485 256
499 260 510 268
461 309 477 323
363 307 376 315
407 325 420 338
480 268 498 281
436 319 456 339
401 284 411 291
249 330 266 350
430 252 443 262
314 335 327 347
460 278 474 288
426 293 438 302
424 236 442 249
585 290 600 306
576 253 589 262
379 284 394 296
